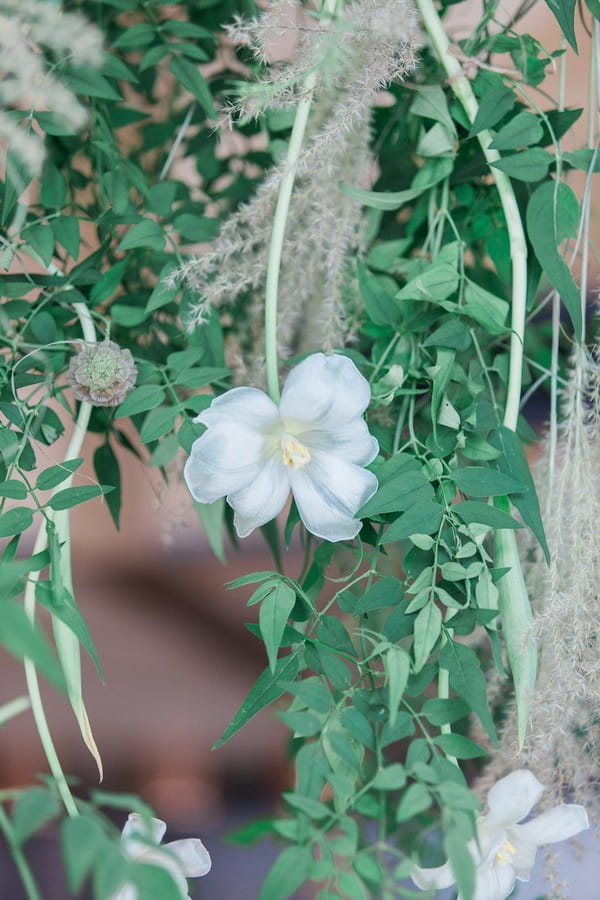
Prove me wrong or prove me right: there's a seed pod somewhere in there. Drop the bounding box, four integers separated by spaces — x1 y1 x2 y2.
67 340 137 407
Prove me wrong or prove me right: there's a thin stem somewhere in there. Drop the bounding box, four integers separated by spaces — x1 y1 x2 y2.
263 0 337 403
416 0 527 432
23 301 95 818
0 806 42 900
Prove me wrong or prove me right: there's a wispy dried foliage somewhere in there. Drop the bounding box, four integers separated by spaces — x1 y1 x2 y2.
0 0 103 175
178 0 420 381
476 346 600 891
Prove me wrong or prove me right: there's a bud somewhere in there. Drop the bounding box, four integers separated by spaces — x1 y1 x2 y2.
67 340 137 407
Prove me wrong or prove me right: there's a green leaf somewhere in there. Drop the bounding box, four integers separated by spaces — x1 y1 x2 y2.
260 582 297 673
63 68 122 100
117 220 165 253
0 479 27 499
385 645 411 726
357 262 400 326
258 845 313 900
489 426 549 561
0 602 65 691
352 576 403 615
89 259 128 304
173 214 219 243
48 485 112 511
340 157 453 210
490 148 552 182
371 763 406 790
139 406 177 443
112 22 156 48
435 733 486 758
527 181 581 338
317 616 356 658
169 56 216 117
488 111 544 150
12 787 60 845
586 0 600 20
413 601 442 672
93 443 122 529
194 498 225 563
544 0 577 51
469 85 514 135
439 640 497 741
411 86 456 136
463 281 509 334
110 305 149 327
396 262 459 304
444 812 476 900
115 385 166 418
35 582 102 678
451 501 522 530
452 466 525 497
26 224 54 266
213 653 299 748
132 863 183 900
422 698 470 726
36 458 85 491
40 165 67 208
396 783 431 822
52 216 80 259
0 507 33 537
381 502 444 543
360 454 433 516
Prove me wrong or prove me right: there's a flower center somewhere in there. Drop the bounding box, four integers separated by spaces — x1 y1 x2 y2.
280 434 311 469
494 839 517 866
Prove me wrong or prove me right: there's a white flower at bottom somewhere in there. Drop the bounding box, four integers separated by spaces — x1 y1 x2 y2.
184 353 379 542
411 770 589 900
112 813 211 900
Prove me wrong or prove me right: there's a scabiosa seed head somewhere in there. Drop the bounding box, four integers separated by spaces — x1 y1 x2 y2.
67 340 137 407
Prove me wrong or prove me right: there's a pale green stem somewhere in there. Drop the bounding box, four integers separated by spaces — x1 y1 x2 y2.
23 301 95 818
0 805 42 900
437 655 458 767
416 0 527 431
263 0 338 403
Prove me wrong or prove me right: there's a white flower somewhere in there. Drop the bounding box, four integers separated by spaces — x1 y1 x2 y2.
113 813 211 900
184 353 379 542
411 770 589 900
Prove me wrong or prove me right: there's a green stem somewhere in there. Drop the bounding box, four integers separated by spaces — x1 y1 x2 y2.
416 0 527 432
0 806 42 900
23 301 95 818
263 0 338 403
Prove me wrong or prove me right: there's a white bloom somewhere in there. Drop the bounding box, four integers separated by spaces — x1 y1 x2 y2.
113 813 211 900
184 353 379 542
411 770 589 900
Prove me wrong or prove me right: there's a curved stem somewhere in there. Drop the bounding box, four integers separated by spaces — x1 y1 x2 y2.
23 302 95 818
416 0 527 432
263 0 338 403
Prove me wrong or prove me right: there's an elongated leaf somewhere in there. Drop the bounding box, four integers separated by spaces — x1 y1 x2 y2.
385 645 410 727
258 845 313 900
260 582 296 673
0 602 65 692
360 454 433 517
488 111 543 151
353 577 403 615
435 733 486 758
413 602 442 672
0 507 33 537
12 788 60 845
544 0 577 51
469 85 514 135
451 501 522 530
117 219 165 253
48 485 112 511
115 384 166 418
340 158 453 210
452 466 525 497
93 443 122 530
213 653 299 748
490 148 551 182
440 640 497 741
169 56 216 117
382 502 444 543
527 181 581 339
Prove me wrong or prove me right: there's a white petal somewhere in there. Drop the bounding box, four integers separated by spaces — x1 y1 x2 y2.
297 418 379 466
184 421 267 504
509 837 538 881
411 860 456 890
515 804 589 847
290 452 378 541
280 353 372 428
195 387 279 428
485 770 544 826
228 457 290 537
470 863 515 900
163 838 212 877
137 849 189 896
121 814 166 859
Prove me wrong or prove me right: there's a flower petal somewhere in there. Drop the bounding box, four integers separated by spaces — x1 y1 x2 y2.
411 860 455 890
297 418 379 467
484 770 544 827
470 863 515 900
280 354 372 428
509 837 538 881
228 456 291 537
290 451 378 541
515 804 589 848
121 814 166 858
163 838 212 877
136 849 189 897
195 387 279 429
184 422 266 504
110 882 138 900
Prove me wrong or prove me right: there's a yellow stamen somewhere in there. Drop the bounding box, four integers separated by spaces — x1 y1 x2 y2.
494 839 517 866
281 434 311 469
